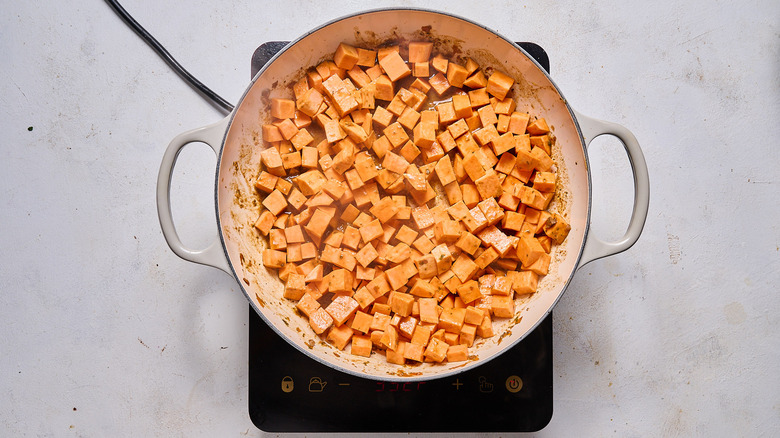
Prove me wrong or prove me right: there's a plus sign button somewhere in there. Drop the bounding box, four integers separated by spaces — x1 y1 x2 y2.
505 375 523 393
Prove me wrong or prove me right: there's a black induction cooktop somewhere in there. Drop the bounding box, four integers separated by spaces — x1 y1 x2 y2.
248 41 553 434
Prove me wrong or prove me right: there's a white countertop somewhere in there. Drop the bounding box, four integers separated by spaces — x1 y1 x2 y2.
2 1 778 436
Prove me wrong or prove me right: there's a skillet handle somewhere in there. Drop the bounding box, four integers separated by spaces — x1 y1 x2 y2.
574 110 650 268
156 117 232 275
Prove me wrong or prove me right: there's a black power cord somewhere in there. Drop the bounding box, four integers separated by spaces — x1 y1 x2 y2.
105 0 234 113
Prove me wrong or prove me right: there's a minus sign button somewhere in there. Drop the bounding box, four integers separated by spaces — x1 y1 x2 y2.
338 383 351 386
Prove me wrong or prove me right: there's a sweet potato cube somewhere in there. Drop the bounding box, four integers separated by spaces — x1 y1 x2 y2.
355 47 376 66
386 243 411 264
283 224 305 244
295 170 327 196
254 171 278 194
544 213 571 244
328 269 352 294
309 307 334 335
439 308 466 333
378 50 411 82
381 265 407 291
456 279 483 305
429 72 451 96
304 208 332 240
452 94 472 119
283 273 306 300
517 236 545 266
333 43 359 70
502 211 525 231
261 189 287 216
412 234 435 255
327 324 354 350
492 132 516 156
475 169 502 199
368 196 400 224
379 325 400 351
254 211 275 235
386 342 406 365
393 225 417 246
525 252 551 275
533 171 557 192
409 279 437 298
403 342 425 362
486 70 514 100
383 123 409 149
270 97 296 120
407 41 433 63
297 88 325 117
530 134 553 155
326 295 360 327
475 198 503 227
262 124 284 143
413 121 437 148
446 344 468 362
411 325 432 347
261 147 285 176
451 255 480 283
491 275 512 296
464 306 485 326
434 220 462 244
353 287 375 309
462 152 486 182
430 244 454 274
455 232 481 256
478 226 514 257
424 337 449 362
491 295 514 318
398 315 419 339
359 219 384 244
463 69 488 89
446 63 469 88
526 117 550 135
477 104 498 128
296 293 321 318
459 323 477 347
513 270 539 295
437 130 457 153
351 335 373 357
436 101 457 125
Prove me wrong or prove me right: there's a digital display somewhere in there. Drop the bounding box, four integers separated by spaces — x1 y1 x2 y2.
374 381 426 392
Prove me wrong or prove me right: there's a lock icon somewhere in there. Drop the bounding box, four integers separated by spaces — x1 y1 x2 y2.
281 376 294 393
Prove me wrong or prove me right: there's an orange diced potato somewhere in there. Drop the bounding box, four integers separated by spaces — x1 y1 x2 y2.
378 50 411 82
333 43 359 70
296 293 321 318
271 98 296 119
451 254 480 283
486 70 515 100
351 335 373 357
261 189 287 216
491 295 514 318
403 342 425 362
380 325 400 350
325 295 360 326
327 324 354 350
429 72 450 95
408 41 433 63
439 308 466 333
459 323 477 347
254 211 276 235
446 63 469 88
446 344 468 362
544 213 571 244
309 307 334 334
475 169 502 199
423 337 449 362
456 279 482 304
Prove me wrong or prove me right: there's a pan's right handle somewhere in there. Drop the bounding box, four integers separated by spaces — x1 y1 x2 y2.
156 117 232 275
574 110 650 268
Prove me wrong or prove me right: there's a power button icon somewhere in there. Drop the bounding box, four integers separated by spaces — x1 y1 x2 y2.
505 375 523 393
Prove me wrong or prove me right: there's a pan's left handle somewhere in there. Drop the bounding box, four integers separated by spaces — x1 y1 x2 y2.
156 117 232 275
